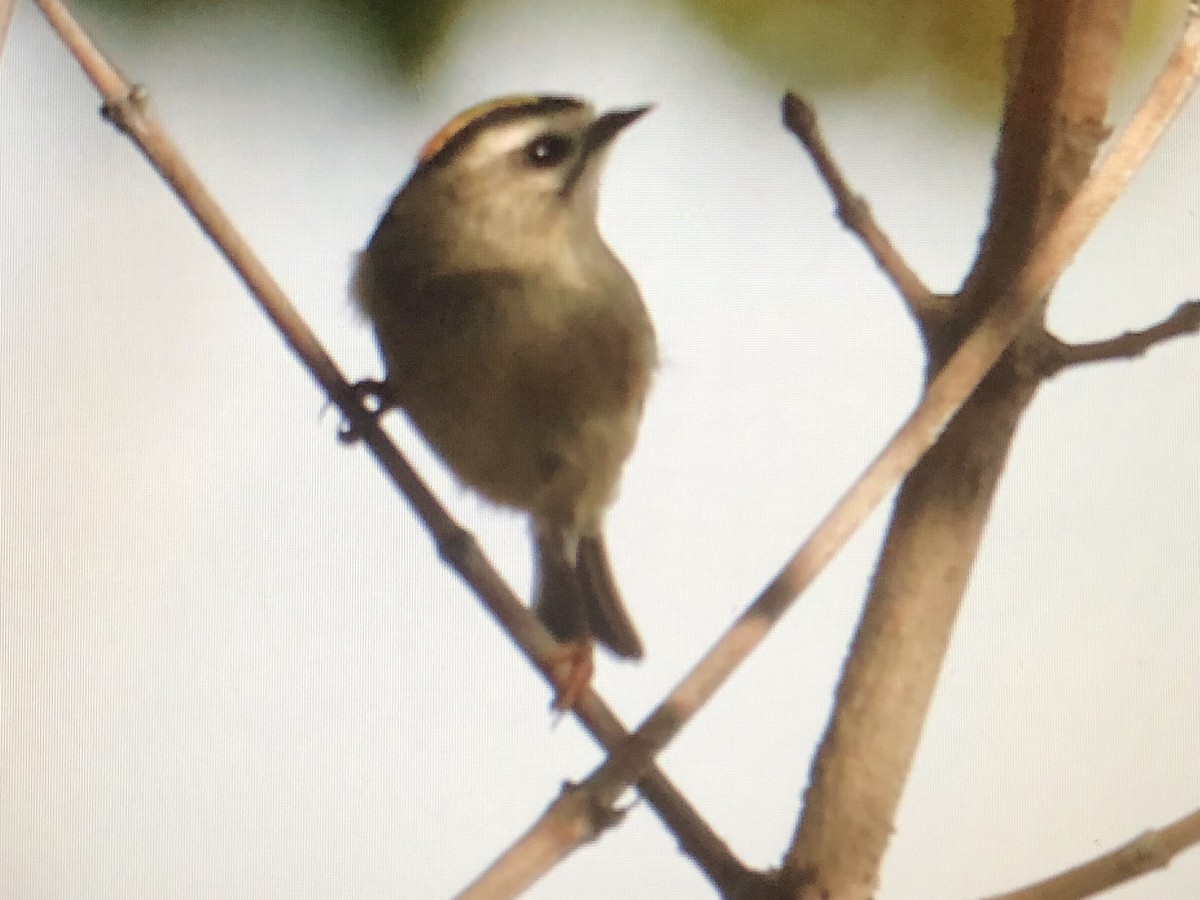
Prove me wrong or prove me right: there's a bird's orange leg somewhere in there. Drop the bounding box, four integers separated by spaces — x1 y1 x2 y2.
546 638 595 711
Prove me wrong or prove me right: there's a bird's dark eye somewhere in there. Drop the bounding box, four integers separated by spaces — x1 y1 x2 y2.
524 133 575 168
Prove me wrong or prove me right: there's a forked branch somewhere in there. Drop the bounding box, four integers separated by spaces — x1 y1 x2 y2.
785 4 1200 898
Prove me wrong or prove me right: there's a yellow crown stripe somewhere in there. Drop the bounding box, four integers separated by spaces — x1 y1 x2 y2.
417 95 546 164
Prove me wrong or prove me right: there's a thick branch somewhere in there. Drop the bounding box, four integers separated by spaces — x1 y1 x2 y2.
29 0 754 893
784 3 1200 899
981 807 1200 900
1031 299 1200 376
961 0 1126 323
781 91 942 330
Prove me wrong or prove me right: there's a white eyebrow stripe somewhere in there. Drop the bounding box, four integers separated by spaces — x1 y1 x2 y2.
460 118 556 168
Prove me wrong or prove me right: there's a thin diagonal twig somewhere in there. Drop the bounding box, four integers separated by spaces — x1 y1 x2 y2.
1032 299 1200 376
980 806 1200 900
27 0 756 892
461 8 1200 893
455 784 631 900
781 91 941 328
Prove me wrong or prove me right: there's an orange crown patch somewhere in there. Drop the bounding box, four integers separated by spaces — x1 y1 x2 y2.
417 95 546 164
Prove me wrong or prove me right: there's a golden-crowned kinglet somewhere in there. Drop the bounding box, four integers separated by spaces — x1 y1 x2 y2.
352 95 657 707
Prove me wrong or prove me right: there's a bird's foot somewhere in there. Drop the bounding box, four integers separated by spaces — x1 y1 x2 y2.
547 638 595 713
337 379 396 444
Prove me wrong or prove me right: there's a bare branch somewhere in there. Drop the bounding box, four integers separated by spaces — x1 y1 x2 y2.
785 4 1200 898
454 784 628 900
1032 299 1200 376
981 807 1200 900
463 775 784 900
781 91 942 329
961 0 1123 320
454 6 1200 891
29 0 755 892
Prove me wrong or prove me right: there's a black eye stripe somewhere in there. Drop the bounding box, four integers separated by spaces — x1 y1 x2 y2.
525 133 575 168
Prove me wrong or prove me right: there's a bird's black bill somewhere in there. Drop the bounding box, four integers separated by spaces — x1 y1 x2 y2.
560 104 652 198
583 104 653 156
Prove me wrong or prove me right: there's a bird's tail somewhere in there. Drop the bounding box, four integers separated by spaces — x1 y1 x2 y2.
533 529 644 659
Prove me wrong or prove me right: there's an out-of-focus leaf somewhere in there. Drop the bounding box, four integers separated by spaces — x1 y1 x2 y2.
681 0 1179 113
77 0 464 75
75 0 1180 109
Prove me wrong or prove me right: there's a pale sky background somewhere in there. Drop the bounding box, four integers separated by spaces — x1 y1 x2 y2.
2 1 1199 898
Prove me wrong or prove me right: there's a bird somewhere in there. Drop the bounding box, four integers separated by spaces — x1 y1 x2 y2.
351 95 657 708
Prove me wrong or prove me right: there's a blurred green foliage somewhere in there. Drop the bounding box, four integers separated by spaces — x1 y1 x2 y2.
684 0 1178 110
79 0 466 75
77 0 1180 109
